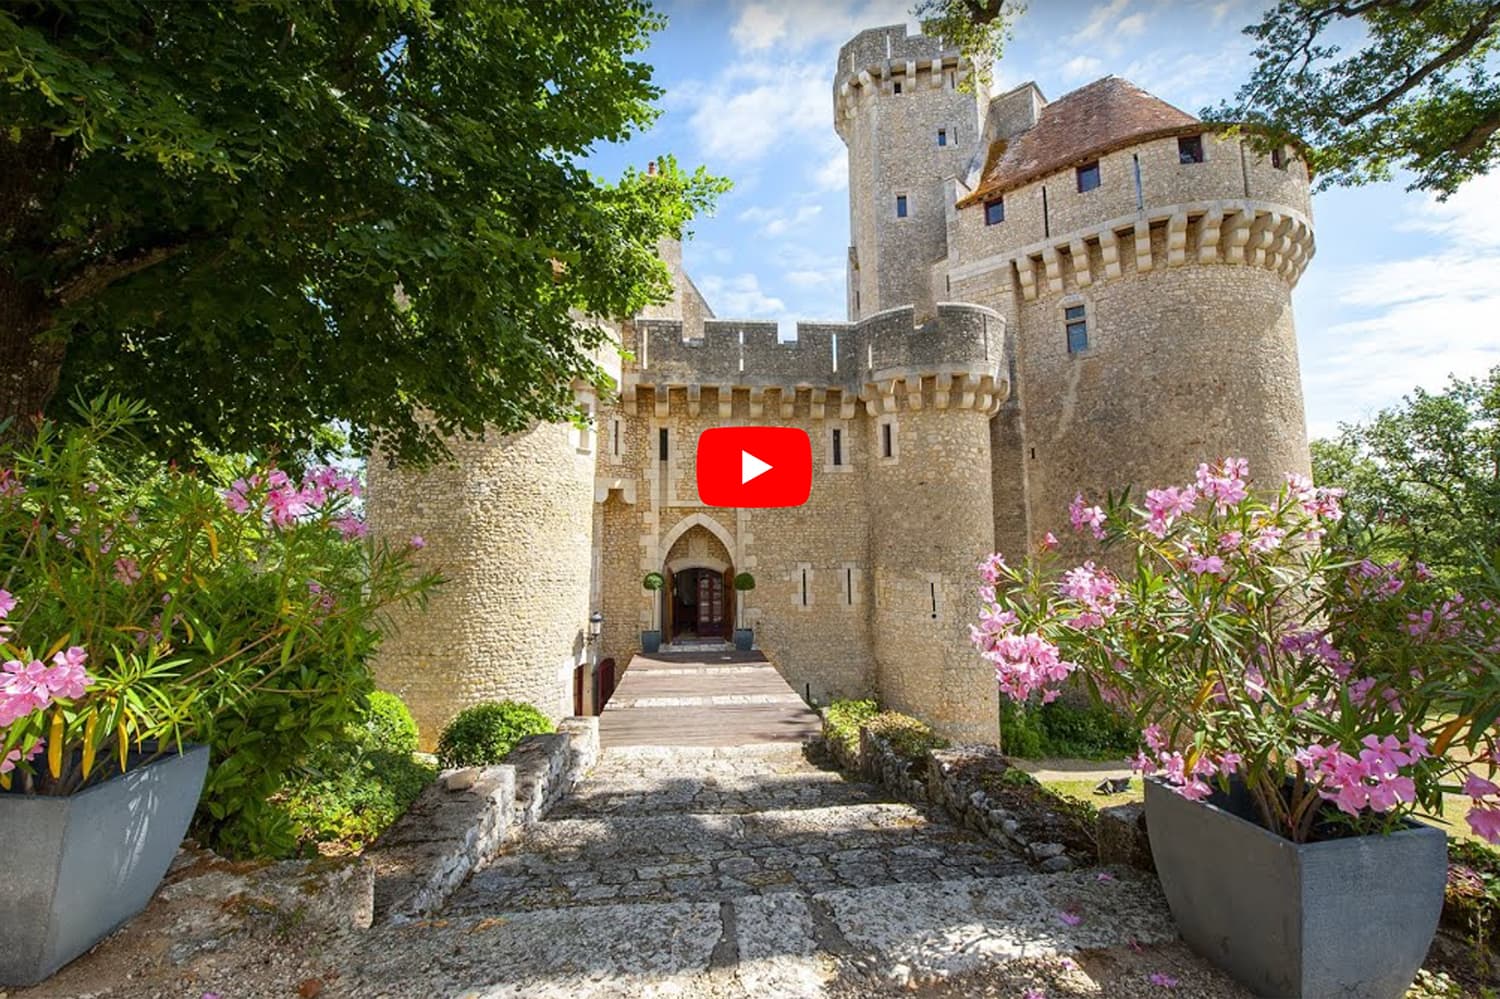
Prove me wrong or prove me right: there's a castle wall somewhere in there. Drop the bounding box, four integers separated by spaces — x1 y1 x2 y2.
368 417 596 749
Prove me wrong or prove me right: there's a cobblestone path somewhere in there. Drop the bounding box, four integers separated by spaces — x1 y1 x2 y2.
350 742 1188 997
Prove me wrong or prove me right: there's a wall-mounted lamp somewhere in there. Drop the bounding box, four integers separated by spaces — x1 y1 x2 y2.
587 610 604 645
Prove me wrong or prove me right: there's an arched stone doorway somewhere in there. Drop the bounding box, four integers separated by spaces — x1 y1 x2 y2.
662 522 734 644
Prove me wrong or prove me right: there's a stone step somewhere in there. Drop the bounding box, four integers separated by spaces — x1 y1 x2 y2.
358 869 1179 997
447 803 1030 913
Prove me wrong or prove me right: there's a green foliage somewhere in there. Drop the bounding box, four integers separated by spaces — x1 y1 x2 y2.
1312 366 1500 583
0 1 729 460
357 690 420 757
865 711 949 764
1208 1 1500 197
436 701 554 769
999 698 1136 759
733 571 756 591
910 0 1025 92
642 572 665 591
0 397 438 859
824 698 879 757
1447 839 1500 977
277 690 433 855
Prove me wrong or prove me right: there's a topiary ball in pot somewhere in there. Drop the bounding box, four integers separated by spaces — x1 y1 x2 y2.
436 701 555 769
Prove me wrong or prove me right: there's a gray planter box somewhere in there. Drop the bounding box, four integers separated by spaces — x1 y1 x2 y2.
0 744 210 986
733 628 754 651
640 630 662 654
1145 776 1445 998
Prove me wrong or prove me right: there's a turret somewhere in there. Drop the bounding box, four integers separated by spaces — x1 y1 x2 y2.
834 26 986 321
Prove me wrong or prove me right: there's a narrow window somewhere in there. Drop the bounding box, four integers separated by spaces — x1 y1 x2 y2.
895 194 908 218
658 427 669 461
893 80 902 95
929 581 938 619
1271 146 1286 170
854 289 860 316
937 128 947 147
800 567 809 606
1030 447 1036 460
1077 162 1101 193
1178 135 1205 164
1065 304 1089 354
831 428 843 466
881 422 894 458
945 69 955 89
845 567 854 605
611 418 622 458
984 198 1005 226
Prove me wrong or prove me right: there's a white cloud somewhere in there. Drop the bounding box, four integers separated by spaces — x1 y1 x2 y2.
1073 0 1132 43
813 146 848 191
680 60 827 164
727 0 913 53
696 273 787 316
785 266 845 288
737 202 823 236
1061 55 1104 82
1116 12 1147 36
1300 173 1500 438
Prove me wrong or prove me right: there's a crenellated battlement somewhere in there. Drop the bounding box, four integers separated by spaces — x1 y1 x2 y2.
832 26 970 139
621 304 1009 418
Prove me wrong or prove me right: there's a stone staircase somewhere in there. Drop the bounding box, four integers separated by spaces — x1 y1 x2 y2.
346 743 1185 997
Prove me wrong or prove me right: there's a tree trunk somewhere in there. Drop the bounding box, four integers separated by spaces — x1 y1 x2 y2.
0 132 69 446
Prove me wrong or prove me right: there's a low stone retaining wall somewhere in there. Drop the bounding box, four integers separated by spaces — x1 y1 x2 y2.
822 711 1154 874
369 715 599 923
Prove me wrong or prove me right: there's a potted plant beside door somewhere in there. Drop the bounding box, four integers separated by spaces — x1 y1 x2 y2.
641 572 665 653
973 457 1500 999
732 572 756 650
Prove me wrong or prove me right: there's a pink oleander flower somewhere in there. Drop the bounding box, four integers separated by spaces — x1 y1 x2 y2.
1468 806 1500 844
43 647 91 700
1196 458 1249 511
1217 530 1242 551
1188 554 1225 577
333 515 369 540
0 589 15 618
0 740 44 775
1464 773 1500 799
1058 561 1120 623
983 632 1077 703
1249 525 1285 553
113 556 142 586
1040 531 1059 551
978 552 1008 585
1145 485 1197 536
1069 493 1107 540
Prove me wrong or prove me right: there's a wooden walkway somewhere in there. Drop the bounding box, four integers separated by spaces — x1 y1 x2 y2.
598 644 823 749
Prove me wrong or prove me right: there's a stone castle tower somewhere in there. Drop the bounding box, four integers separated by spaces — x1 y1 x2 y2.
368 24 1314 748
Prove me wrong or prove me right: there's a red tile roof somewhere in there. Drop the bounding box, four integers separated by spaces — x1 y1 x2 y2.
957 77 1201 208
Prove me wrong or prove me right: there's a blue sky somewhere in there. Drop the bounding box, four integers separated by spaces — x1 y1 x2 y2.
586 0 1500 440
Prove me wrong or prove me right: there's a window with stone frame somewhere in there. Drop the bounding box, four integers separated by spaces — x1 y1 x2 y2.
1065 303 1089 354
937 128 948 147
893 79 902 95
1271 146 1287 170
895 194 909 218
984 198 1004 226
1178 134 1205 164
1076 161 1101 193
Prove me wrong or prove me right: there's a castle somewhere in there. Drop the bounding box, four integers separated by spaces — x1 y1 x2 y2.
368 25 1315 747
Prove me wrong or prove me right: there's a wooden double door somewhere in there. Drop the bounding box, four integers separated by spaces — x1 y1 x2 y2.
664 567 735 640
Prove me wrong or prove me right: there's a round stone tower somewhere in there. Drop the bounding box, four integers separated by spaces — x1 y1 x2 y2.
947 77 1315 554
835 25 986 321
366 368 612 749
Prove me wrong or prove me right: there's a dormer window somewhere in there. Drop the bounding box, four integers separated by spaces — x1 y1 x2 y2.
1178 135 1204 164
1077 162 1101 193
937 128 947 147
984 198 1005 226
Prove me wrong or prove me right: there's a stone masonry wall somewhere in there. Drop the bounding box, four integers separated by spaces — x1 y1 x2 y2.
368 417 596 749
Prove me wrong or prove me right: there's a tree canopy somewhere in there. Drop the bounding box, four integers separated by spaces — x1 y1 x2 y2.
910 0 1024 90
1209 0 1500 198
1312 366 1500 580
0 0 727 462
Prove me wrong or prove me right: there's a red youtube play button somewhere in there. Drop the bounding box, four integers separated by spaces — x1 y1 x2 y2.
696 426 812 508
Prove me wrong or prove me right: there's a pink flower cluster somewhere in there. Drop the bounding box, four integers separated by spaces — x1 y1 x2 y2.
977 632 1076 703
1462 773 1500 842
1280 628 1353 678
0 468 25 499
1134 724 1241 801
1057 561 1119 629
223 466 363 529
0 587 14 637
1196 457 1249 511
1144 485 1197 537
1 645 92 726
1286 472 1344 522
0 739 43 775
1296 732 1428 817
1068 493 1106 540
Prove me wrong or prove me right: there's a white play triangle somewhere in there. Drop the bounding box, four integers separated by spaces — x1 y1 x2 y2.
741 450 772 484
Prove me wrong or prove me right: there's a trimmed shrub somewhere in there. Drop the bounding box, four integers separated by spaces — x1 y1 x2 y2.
358 689 420 756
825 698 878 757
437 700 554 768
866 710 948 764
733 571 756 591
